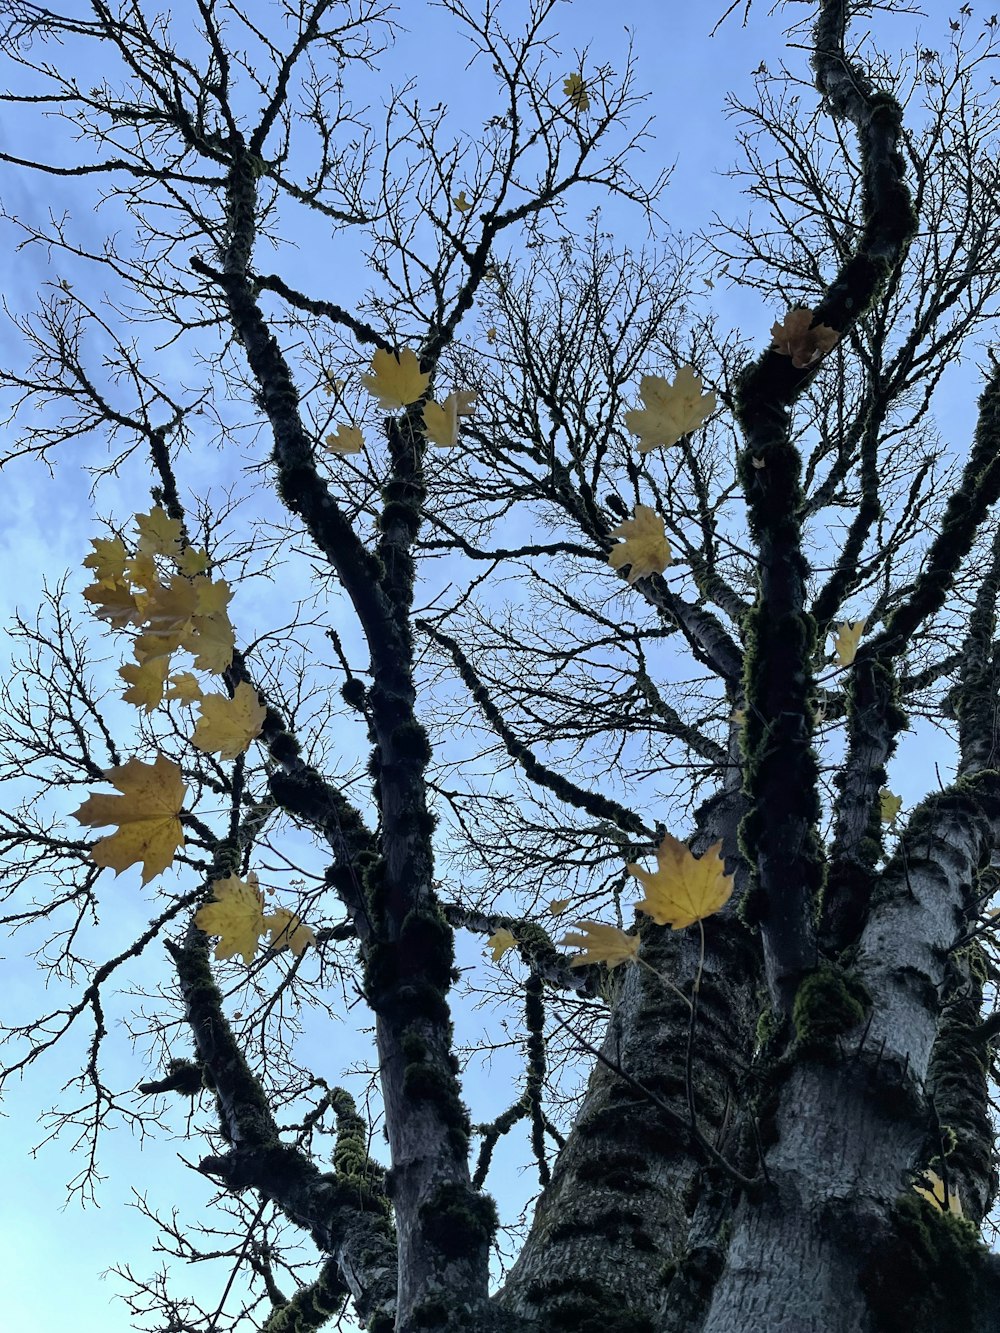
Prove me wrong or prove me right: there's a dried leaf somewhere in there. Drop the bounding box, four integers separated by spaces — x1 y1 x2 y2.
452 190 472 213
771 307 840 369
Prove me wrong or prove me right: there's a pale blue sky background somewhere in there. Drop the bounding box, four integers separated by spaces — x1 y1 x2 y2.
0 2 986 1330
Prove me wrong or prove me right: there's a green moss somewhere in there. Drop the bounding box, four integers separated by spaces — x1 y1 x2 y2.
861 1195 987 1333
792 963 870 1048
419 1181 497 1261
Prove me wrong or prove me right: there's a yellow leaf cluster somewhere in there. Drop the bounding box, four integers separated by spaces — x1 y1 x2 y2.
360 348 430 409
73 754 186 884
628 833 734 930
608 503 671 584
194 873 316 965
833 619 865 667
562 921 639 970
624 365 716 452
771 308 840 369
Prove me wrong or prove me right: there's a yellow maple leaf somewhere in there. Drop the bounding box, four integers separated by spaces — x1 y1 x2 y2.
324 424 364 454
913 1169 963 1217
73 753 186 884
833 619 865 667
184 607 236 673
83 576 144 629
82 535 128 588
176 546 210 577
879 787 902 824
453 190 472 213
264 906 316 957
771 307 840 369
194 872 267 965
143 574 198 637
119 654 171 712
190 574 233 619
624 365 716 452
360 348 430 410
562 921 639 969
563 72 590 111
487 928 517 963
135 506 183 558
125 552 162 590
190 681 266 761
608 503 672 584
548 898 570 916
628 833 734 930
165 672 204 704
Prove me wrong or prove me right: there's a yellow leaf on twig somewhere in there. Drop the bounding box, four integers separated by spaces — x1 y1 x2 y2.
624 365 716 452
833 619 865 667
563 72 590 111
194 872 267 965
608 503 671 584
360 348 430 409
771 307 840 369
73 753 186 883
562 921 639 969
487 928 517 963
628 833 734 930
191 681 266 761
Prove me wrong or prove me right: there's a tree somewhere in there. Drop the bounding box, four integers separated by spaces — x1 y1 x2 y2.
4 0 1000 1330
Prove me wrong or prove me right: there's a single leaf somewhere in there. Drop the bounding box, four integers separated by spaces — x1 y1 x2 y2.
628 833 734 930
486 327 497 344
82 535 128 588
194 872 267 965
879 787 902 824
166 672 204 704
608 503 672 584
360 348 430 409
264 906 316 957
184 608 236 673
562 921 639 970
423 398 458 448
913 1169 963 1217
324 424 364 454
547 898 570 917
487 928 517 963
135 506 183 558
771 307 840 369
190 574 233 619
119 654 171 712
453 190 472 213
176 546 210 576
125 552 162 590
190 681 266 761
83 576 144 629
73 753 186 883
624 365 716 452
563 72 590 111
834 619 865 667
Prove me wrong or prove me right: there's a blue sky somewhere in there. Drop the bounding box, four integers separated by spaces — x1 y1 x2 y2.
0 2 988 1330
